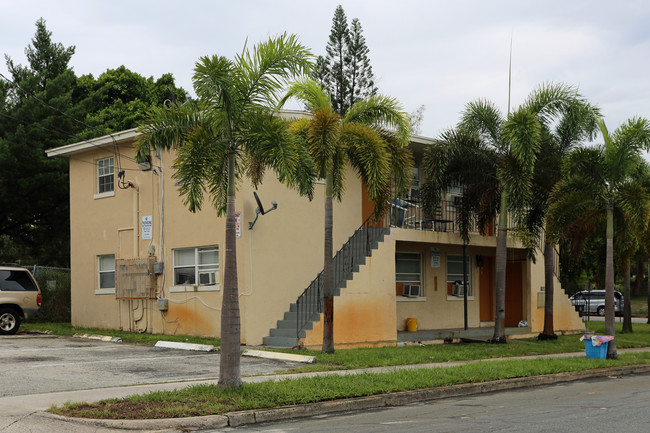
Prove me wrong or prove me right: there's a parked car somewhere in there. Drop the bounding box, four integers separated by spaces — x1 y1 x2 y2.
0 266 41 335
569 290 623 317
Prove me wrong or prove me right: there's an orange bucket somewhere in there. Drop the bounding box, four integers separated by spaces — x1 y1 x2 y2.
406 318 417 332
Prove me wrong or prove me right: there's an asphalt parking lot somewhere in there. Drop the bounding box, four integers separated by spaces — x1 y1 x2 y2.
0 333 299 398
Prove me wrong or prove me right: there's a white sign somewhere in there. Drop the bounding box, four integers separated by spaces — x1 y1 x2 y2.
235 211 241 238
430 247 441 268
142 215 153 240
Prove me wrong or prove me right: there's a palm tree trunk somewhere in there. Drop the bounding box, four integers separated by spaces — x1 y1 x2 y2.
492 193 508 343
539 239 557 339
622 258 633 333
605 206 617 359
219 152 242 387
322 174 335 353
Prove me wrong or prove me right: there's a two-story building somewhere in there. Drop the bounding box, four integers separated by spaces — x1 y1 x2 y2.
46 117 585 348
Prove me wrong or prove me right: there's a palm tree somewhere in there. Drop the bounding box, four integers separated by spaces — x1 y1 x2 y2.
422 83 591 342
279 78 412 353
548 116 650 358
136 34 314 387
521 95 598 339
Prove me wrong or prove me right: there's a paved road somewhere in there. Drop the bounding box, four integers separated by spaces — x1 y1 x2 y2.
213 373 650 433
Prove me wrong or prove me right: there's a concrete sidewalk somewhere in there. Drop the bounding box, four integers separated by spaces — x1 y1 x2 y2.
3 347 650 432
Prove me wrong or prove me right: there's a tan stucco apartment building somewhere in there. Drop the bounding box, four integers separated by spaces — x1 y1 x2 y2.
47 122 585 348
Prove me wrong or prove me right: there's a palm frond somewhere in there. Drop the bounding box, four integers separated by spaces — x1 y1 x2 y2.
341 123 391 203
502 108 541 173
278 77 331 111
344 95 410 145
458 99 503 149
234 32 313 109
135 100 208 159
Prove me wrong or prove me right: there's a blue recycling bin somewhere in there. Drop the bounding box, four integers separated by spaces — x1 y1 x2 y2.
582 335 613 359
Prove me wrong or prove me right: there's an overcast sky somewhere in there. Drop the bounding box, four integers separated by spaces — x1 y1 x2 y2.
2 0 649 140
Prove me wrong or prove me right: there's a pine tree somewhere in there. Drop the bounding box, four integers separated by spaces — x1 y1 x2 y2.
347 18 377 105
316 5 377 115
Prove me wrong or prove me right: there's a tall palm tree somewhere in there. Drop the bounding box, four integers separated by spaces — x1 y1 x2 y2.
548 116 650 358
422 83 590 342
521 96 598 339
136 34 314 387
279 78 411 353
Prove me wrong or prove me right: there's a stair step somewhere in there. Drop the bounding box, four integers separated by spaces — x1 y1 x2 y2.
262 336 299 348
276 319 313 331
270 327 305 338
264 222 390 348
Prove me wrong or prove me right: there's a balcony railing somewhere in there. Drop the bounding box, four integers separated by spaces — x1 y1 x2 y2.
388 199 487 234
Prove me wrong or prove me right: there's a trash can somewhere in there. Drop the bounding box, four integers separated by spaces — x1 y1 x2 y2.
581 335 614 359
406 318 417 332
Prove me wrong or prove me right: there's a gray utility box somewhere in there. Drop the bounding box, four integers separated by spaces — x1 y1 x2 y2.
157 298 169 311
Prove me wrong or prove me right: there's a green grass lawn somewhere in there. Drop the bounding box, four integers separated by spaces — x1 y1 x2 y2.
280 322 650 372
54 352 650 419
631 296 648 317
48 321 650 420
21 322 220 347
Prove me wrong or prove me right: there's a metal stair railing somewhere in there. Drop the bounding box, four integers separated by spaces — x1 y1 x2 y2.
295 216 389 340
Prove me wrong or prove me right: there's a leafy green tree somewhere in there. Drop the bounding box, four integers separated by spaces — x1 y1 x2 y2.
279 78 411 353
422 83 589 342
0 18 79 266
0 19 187 267
136 34 314 387
76 66 187 138
548 117 650 358
314 5 377 115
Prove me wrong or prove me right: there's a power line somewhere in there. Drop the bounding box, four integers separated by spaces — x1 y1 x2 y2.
0 110 141 164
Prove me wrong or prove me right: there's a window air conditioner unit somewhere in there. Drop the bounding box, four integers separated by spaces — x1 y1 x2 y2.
402 284 422 297
452 281 469 297
198 271 216 286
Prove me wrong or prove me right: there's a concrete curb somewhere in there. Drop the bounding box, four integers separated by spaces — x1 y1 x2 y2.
243 349 316 364
50 364 650 431
72 333 122 343
154 340 217 352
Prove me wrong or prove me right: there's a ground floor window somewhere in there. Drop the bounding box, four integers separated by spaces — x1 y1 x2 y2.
447 254 471 296
98 254 115 290
173 246 219 286
396 252 422 297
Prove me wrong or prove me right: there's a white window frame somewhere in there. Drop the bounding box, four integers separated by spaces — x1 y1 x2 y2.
95 157 115 199
395 251 425 301
447 254 472 299
96 254 115 295
171 246 220 292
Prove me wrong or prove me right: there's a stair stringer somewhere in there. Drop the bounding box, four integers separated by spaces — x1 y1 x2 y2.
301 230 398 349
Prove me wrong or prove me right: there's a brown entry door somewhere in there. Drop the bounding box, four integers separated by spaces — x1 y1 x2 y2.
479 257 494 322
504 261 524 327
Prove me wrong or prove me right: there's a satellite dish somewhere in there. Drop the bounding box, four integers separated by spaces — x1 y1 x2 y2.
249 191 278 229
254 191 266 215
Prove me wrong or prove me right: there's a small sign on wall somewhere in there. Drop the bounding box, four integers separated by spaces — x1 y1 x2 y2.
430 247 441 268
141 216 153 240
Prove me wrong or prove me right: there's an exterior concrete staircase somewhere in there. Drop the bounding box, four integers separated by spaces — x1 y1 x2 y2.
263 220 390 348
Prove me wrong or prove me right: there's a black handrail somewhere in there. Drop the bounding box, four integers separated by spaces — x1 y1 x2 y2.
295 215 389 340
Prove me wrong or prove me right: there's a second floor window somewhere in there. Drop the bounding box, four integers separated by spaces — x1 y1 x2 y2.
97 157 114 194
